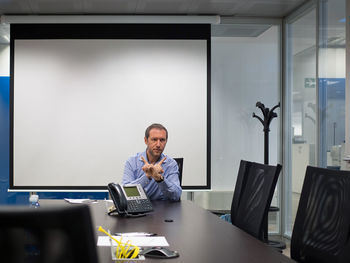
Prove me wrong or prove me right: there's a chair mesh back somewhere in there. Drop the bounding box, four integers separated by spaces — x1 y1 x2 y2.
0 204 98 263
231 160 251 224
232 161 281 241
291 166 350 263
174 158 183 187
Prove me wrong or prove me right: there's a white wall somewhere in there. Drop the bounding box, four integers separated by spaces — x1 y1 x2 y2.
210 25 280 191
0 45 9 76
194 26 281 210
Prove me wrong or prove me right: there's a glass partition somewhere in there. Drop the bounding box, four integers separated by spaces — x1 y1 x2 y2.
285 6 317 236
318 0 346 169
284 0 346 237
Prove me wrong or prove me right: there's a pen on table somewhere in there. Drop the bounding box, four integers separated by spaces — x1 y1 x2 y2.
115 232 157 237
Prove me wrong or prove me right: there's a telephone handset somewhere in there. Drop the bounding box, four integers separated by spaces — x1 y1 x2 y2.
107 183 153 216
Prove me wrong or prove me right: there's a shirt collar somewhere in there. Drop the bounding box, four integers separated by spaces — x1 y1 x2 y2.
139 151 167 164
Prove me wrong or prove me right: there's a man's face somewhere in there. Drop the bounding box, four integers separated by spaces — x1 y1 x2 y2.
145 128 167 161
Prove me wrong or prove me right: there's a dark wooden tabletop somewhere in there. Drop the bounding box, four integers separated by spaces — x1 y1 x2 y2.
42 199 295 263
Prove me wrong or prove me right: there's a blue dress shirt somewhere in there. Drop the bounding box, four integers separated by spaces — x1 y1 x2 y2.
122 151 182 201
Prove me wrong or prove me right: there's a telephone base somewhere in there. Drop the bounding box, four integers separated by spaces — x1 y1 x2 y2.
125 213 147 218
107 208 147 218
107 209 119 216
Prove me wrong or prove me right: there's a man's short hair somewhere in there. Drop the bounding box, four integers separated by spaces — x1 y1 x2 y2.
145 123 168 140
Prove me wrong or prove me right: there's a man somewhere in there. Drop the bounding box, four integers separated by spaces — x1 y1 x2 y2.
122 123 182 201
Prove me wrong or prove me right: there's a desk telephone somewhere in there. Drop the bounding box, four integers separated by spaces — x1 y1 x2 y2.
107 183 153 216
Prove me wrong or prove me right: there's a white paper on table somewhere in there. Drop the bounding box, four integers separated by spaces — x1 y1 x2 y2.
97 236 169 247
64 198 98 204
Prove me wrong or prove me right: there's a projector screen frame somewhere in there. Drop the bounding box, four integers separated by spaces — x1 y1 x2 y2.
9 23 211 191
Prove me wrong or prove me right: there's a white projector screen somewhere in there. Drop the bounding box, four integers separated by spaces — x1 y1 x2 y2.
10 24 210 190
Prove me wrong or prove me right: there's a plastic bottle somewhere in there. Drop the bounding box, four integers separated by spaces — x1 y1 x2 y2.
29 194 40 208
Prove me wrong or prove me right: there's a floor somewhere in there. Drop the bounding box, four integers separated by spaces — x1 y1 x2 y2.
283 246 291 258
268 236 291 258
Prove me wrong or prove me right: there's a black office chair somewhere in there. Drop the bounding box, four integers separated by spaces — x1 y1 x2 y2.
215 160 250 220
0 204 98 263
173 157 183 187
291 166 350 263
230 160 250 223
232 160 282 241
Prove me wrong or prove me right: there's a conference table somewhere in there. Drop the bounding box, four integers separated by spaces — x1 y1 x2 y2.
43 199 295 262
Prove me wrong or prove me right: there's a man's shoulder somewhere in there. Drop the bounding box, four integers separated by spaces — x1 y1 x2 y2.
162 154 177 166
126 152 145 163
130 151 146 158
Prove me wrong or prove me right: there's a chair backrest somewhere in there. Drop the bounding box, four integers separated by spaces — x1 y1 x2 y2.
0 204 98 263
291 166 350 263
230 160 250 224
231 160 282 241
173 157 183 186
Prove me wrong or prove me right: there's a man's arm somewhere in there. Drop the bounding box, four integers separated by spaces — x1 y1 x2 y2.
122 158 151 189
141 156 165 182
157 161 182 201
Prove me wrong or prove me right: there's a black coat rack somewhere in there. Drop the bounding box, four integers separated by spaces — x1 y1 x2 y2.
252 101 285 249
252 102 280 165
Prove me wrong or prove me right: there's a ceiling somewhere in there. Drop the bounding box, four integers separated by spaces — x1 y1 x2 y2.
0 0 309 44
0 0 306 17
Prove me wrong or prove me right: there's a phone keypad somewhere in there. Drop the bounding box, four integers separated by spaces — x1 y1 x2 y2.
128 199 153 213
